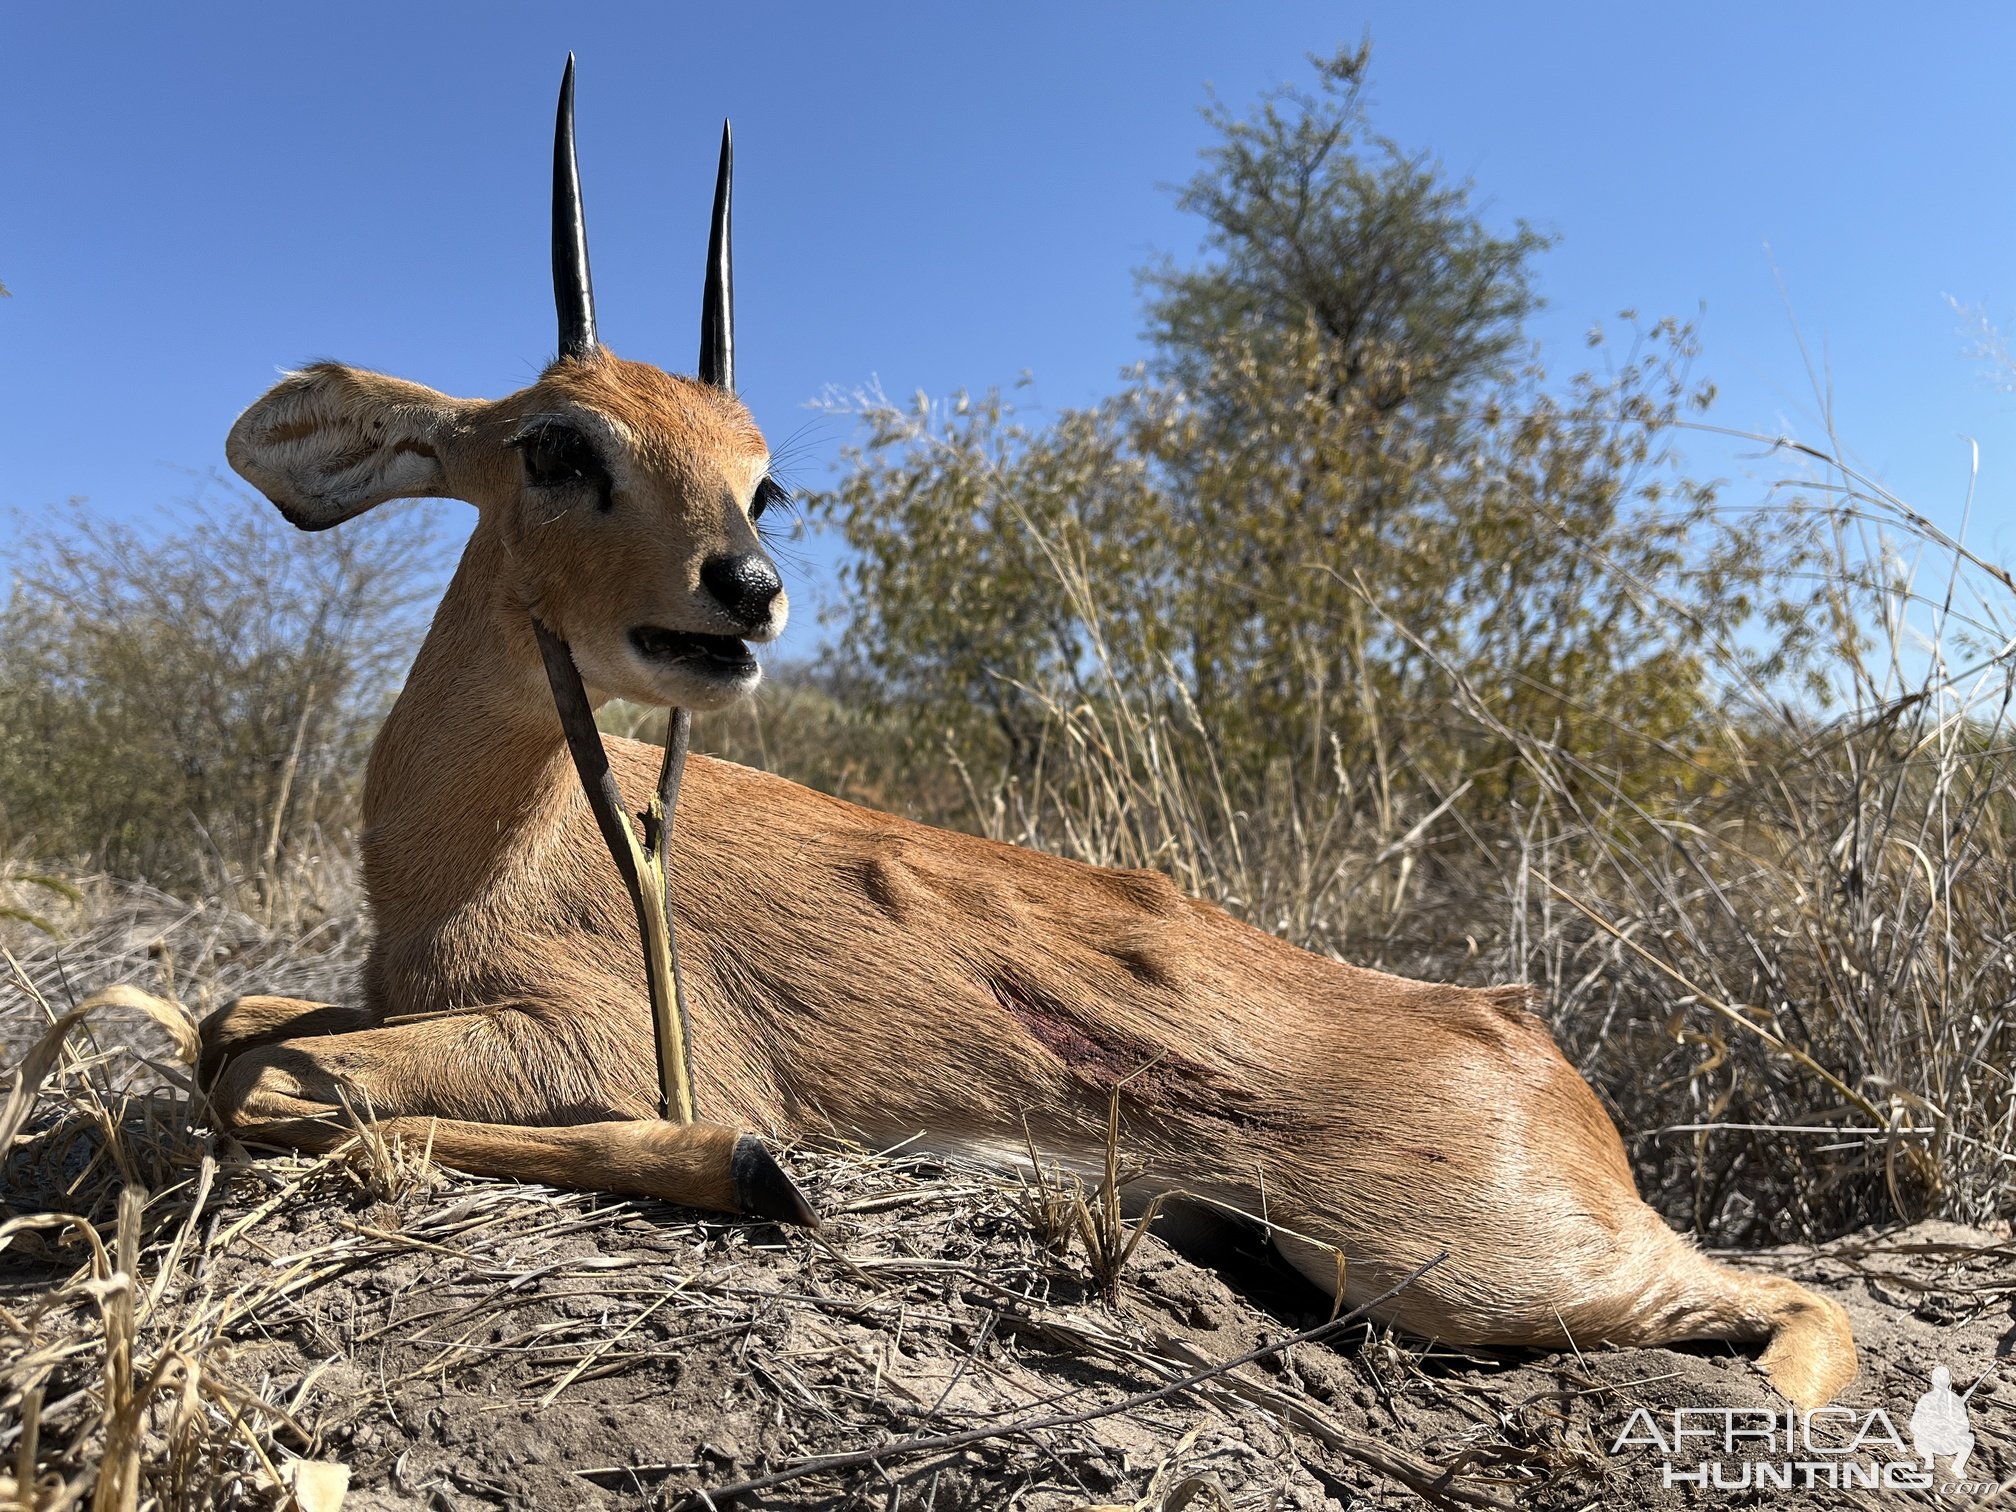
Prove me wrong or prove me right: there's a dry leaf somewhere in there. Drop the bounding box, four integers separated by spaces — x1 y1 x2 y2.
1165 1478 1235 1512
280 1459 350 1512
74 985 202 1064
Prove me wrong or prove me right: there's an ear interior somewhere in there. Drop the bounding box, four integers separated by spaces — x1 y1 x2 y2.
227 364 472 530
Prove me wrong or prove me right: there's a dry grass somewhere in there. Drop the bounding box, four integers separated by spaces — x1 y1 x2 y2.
1010 1089 1168 1310
0 864 370 1509
1072 1088 1169 1309
0 864 364 1076
1 971 338 1510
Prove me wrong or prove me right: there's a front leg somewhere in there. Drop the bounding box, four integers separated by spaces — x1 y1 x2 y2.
209 1013 814 1226
198 995 378 1089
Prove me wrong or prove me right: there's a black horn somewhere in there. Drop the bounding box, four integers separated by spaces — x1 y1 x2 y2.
552 55 598 360
698 120 733 390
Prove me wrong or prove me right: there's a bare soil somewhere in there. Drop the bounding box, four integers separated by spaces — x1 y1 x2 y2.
3 1123 2010 1511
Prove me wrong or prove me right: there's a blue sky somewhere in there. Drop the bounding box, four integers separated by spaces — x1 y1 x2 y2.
5 4 2014 631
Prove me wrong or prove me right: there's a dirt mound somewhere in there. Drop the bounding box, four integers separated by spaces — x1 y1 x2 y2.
4 1108 2010 1511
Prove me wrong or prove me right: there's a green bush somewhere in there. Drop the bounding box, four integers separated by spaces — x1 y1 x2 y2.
813 48 1827 822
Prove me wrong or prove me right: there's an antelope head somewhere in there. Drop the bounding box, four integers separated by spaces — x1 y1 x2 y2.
226 58 786 713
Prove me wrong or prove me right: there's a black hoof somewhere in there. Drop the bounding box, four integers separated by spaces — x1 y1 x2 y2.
730 1135 820 1228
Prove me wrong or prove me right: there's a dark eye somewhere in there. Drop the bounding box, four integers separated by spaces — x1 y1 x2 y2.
514 423 609 497
751 476 789 521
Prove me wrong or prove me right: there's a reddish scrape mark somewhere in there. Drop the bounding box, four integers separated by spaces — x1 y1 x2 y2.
983 971 1273 1128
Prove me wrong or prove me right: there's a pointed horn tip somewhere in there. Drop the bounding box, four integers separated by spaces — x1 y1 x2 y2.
551 44 597 360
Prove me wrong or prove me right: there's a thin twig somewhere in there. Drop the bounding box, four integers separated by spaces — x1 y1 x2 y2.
531 617 696 1123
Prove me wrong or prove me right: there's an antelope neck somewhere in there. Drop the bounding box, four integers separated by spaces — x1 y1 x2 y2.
361 523 584 918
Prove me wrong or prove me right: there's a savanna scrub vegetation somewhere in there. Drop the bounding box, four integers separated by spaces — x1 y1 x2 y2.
6 41 2012 1263
4 42 2015 1512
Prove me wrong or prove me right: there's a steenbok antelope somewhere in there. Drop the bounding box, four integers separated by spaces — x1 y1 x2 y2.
201 60 1857 1409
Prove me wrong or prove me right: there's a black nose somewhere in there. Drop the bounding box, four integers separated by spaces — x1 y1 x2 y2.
700 552 783 626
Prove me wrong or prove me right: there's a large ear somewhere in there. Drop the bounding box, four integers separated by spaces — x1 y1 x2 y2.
227 363 477 530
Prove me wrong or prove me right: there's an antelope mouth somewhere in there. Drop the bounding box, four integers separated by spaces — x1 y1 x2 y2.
629 626 758 678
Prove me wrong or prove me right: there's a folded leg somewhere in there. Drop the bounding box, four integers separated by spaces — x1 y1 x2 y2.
206 1011 814 1225
198 995 378 1087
